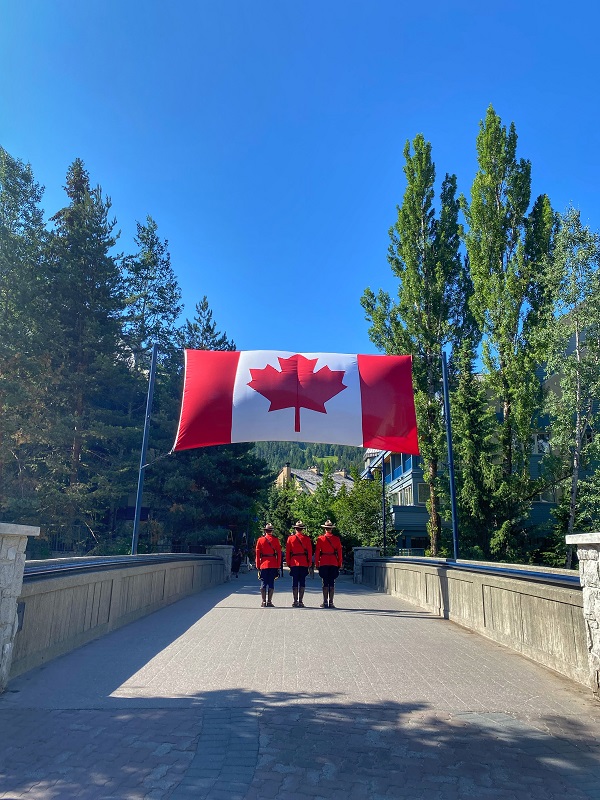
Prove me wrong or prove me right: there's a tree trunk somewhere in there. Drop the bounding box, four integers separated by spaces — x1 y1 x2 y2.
427 458 440 556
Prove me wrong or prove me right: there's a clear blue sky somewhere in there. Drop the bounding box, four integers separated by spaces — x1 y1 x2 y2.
2 1 599 355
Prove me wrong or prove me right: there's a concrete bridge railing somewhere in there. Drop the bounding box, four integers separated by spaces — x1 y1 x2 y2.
356 549 591 692
0 520 233 689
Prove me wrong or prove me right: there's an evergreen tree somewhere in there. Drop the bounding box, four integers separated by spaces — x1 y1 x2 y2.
140 296 271 553
461 107 554 553
179 295 235 351
0 147 47 522
361 134 467 555
41 158 134 548
123 215 182 369
449 337 499 558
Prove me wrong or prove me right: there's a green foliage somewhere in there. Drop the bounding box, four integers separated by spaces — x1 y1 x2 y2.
265 480 298 539
461 106 554 483
123 215 182 368
179 295 235 352
361 134 468 555
291 462 338 540
0 148 270 555
536 208 600 560
449 337 499 556
333 467 389 550
458 106 556 559
251 441 363 472
0 147 48 524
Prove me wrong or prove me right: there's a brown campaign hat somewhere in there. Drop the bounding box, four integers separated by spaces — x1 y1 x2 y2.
263 523 275 532
293 521 306 529
321 519 336 529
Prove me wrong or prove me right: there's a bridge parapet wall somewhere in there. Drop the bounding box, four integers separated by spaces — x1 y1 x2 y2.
9 554 225 682
361 556 590 690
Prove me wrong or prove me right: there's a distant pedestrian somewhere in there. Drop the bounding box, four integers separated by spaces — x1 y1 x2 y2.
315 520 343 608
285 521 313 608
255 523 282 607
231 548 242 578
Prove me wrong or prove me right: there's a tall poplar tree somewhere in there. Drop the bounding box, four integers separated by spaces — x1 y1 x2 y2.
461 106 554 551
540 208 600 565
450 337 499 556
361 135 466 555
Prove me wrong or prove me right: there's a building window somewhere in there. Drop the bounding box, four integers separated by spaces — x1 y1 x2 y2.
532 434 550 455
417 483 428 505
397 485 413 506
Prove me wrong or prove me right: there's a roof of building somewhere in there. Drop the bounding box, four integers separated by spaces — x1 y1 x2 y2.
277 465 354 495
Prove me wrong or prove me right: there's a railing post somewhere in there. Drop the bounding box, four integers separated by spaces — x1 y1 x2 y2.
566 532 600 698
353 547 381 584
206 545 234 581
0 523 40 692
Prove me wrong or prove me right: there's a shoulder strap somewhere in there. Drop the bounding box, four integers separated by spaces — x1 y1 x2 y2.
319 536 337 556
258 537 277 557
290 533 309 560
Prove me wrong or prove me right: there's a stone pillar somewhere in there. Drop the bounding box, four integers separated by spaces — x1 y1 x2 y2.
566 533 600 698
353 546 381 584
0 523 40 692
206 545 234 581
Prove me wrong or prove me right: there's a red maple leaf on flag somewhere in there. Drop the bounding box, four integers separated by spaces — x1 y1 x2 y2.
247 354 347 433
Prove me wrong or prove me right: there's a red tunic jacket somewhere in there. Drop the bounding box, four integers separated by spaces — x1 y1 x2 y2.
315 533 343 568
255 534 282 570
286 532 313 568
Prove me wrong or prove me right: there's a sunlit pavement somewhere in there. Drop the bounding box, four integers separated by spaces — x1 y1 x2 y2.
1 573 600 799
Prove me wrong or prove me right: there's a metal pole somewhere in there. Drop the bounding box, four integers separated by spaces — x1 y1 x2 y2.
131 343 159 556
441 351 459 560
382 457 387 556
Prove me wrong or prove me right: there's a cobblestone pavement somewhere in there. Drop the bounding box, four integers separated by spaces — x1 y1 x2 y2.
1 574 600 799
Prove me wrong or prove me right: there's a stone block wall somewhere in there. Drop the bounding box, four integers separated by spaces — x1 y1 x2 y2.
0 523 40 691
567 533 600 698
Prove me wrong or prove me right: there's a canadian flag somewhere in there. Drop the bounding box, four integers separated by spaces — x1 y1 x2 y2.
173 350 419 454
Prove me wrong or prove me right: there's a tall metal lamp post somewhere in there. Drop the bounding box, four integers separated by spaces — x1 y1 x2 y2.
366 457 387 556
131 343 158 556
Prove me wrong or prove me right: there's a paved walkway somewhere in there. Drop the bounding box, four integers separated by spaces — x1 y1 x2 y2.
1 574 600 799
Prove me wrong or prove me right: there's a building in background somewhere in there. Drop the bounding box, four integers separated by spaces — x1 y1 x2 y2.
276 463 354 495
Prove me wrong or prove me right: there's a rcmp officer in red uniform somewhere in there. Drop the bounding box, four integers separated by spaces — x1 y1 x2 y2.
315 520 343 608
255 523 282 607
285 521 313 608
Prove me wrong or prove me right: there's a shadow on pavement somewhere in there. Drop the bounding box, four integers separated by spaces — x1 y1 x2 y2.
1 688 600 799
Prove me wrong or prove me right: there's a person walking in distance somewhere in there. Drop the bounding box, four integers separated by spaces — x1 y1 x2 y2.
255 523 282 607
231 548 242 578
315 520 343 608
286 521 313 608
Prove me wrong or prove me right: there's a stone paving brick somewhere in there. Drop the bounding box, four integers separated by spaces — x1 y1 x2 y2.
1 576 600 798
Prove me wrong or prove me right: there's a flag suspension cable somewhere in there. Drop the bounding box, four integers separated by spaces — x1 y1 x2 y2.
441 351 459 560
131 343 159 556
